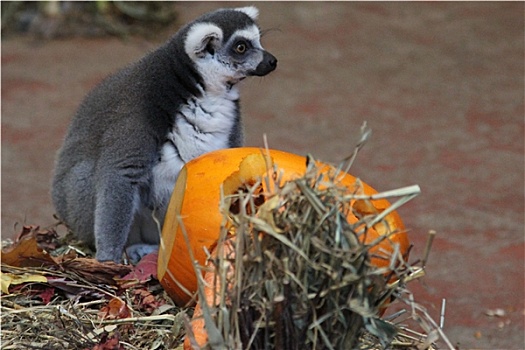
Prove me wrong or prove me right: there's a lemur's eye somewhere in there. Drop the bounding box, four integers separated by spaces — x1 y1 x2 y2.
234 41 247 54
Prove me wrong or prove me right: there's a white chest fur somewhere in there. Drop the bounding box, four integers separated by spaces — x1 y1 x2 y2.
151 87 240 208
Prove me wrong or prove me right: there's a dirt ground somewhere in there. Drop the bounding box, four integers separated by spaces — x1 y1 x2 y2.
2 2 524 349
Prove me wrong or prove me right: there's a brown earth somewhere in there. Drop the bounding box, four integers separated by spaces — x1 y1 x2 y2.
2 2 524 349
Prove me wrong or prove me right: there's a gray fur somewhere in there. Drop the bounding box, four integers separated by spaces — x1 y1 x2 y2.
52 7 277 262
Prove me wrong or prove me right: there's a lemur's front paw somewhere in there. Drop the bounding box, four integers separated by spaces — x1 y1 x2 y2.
126 244 159 264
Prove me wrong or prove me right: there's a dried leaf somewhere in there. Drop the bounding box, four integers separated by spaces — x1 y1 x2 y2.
132 287 164 314
51 249 79 264
1 271 48 293
61 258 132 285
91 331 124 350
119 251 158 286
99 297 131 320
34 226 60 250
1 229 56 267
47 276 104 298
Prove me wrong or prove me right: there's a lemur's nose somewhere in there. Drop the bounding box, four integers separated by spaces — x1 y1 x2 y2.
252 51 277 76
267 52 277 69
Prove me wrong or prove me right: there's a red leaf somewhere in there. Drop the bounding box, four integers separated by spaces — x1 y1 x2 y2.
98 297 131 320
132 287 164 314
118 251 158 287
38 287 56 304
91 331 124 350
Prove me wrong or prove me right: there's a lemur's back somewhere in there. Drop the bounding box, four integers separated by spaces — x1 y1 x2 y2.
53 49 171 235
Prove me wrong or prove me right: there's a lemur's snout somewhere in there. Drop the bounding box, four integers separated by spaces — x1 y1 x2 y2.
251 51 277 76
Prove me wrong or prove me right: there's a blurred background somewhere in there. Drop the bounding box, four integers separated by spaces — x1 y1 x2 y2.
2 2 523 348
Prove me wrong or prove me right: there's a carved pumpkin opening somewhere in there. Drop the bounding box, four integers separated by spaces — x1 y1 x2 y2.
228 183 265 216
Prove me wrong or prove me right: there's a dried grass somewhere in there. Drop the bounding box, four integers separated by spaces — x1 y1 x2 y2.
185 133 453 349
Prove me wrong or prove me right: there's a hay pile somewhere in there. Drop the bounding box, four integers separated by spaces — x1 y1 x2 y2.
1 228 186 349
185 149 453 349
1 265 185 349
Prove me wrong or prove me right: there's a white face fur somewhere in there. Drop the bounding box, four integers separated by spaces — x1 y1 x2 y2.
184 7 266 93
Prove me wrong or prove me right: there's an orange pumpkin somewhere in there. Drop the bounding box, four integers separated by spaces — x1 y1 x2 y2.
157 147 409 306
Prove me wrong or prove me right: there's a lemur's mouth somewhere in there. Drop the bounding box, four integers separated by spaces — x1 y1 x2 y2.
227 76 246 86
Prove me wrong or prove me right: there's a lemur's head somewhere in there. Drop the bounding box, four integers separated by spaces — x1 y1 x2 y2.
182 6 277 90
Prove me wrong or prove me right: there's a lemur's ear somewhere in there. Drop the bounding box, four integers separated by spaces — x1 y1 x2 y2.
185 23 224 59
235 6 259 20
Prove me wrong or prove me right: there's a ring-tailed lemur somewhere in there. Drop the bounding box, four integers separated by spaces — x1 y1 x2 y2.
51 6 277 262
